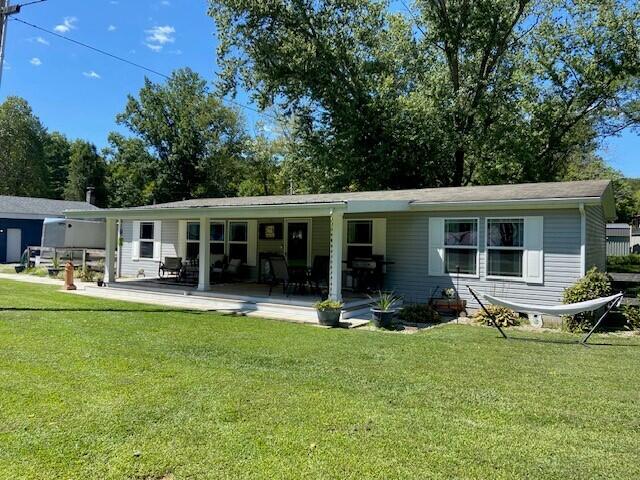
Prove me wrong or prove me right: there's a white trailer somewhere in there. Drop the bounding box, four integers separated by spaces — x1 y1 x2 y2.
41 218 106 249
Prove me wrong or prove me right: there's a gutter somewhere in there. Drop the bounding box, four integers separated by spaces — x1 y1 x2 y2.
579 203 586 277
409 196 603 211
65 201 348 220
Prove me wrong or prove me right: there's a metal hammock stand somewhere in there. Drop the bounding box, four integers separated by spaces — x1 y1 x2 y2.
467 286 624 345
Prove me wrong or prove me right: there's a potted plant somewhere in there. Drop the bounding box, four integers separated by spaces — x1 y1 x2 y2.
314 299 344 327
96 273 105 287
370 291 402 329
14 265 25 274
47 257 61 277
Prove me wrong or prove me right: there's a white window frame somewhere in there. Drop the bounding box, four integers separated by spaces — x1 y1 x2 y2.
209 221 225 257
139 222 155 260
346 219 374 259
185 221 200 261
443 217 480 278
485 217 527 281
228 221 249 263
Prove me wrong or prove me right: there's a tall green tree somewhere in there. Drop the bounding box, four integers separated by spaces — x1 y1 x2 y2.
0 97 49 197
116 68 247 203
209 0 640 190
43 132 71 199
104 133 157 208
563 153 639 222
237 133 287 196
64 140 108 206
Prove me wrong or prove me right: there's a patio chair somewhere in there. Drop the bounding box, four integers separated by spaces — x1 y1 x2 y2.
221 258 242 282
268 255 291 296
158 256 183 279
210 254 227 282
309 255 330 294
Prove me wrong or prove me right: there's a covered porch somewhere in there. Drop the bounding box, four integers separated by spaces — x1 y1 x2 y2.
88 201 390 322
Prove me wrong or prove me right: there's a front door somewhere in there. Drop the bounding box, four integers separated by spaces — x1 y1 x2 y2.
6 228 22 263
285 220 310 267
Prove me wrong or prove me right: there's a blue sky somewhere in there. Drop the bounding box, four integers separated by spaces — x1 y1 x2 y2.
1 0 639 178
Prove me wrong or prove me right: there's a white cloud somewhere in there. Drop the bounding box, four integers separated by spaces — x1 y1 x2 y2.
83 71 101 79
53 17 77 34
30 57 42 66
34 36 50 46
144 25 175 51
107 25 117 32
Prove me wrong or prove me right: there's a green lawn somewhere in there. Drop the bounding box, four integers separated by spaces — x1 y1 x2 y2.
1 280 639 479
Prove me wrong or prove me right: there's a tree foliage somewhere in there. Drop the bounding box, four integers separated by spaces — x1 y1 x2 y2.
209 0 640 191
43 132 71 199
0 97 49 197
116 68 247 203
64 140 108 206
103 133 158 208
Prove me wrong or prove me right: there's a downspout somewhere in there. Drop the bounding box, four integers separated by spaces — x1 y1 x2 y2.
579 203 586 277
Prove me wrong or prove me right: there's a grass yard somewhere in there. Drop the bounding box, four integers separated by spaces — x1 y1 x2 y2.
1 279 639 479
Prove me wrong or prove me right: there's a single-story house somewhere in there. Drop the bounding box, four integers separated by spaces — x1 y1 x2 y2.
67 180 614 320
0 195 99 263
606 223 632 256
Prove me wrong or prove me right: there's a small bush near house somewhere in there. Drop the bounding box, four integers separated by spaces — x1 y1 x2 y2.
623 305 640 331
607 254 640 273
78 267 95 282
472 305 520 327
562 267 612 333
398 304 440 324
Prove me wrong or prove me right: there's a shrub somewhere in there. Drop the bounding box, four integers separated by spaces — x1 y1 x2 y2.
314 299 343 311
472 305 520 327
607 254 640 273
622 305 640 331
562 267 612 333
79 267 95 282
398 304 440 324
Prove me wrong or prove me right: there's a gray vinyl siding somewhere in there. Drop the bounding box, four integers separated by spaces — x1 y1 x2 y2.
586 206 606 268
383 209 583 308
119 219 178 277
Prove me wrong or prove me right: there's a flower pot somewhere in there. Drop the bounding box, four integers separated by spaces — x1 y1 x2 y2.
316 308 341 327
14 265 25 274
97 280 104 287
371 308 395 329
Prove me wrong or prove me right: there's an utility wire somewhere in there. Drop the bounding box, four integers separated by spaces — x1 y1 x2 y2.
17 0 48 7
12 16 280 122
13 17 170 79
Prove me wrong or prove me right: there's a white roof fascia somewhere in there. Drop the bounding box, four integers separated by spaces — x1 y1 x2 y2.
409 197 603 212
346 200 411 213
65 202 348 220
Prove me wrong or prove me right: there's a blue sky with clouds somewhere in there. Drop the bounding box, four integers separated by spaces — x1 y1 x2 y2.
1 0 638 178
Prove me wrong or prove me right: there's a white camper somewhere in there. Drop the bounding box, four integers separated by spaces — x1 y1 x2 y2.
41 218 106 249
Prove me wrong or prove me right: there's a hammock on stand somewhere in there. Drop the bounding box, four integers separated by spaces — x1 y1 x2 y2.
467 287 624 345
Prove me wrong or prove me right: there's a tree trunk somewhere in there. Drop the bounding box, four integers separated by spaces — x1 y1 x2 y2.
453 148 465 186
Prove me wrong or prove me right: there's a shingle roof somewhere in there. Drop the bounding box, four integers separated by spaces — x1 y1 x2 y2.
133 179 611 209
0 195 99 216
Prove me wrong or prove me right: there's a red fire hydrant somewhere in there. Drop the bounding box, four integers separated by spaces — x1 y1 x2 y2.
64 261 76 291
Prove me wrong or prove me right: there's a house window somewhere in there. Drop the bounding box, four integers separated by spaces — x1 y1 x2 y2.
487 218 524 278
210 222 225 256
228 222 248 264
139 222 155 259
347 220 373 260
444 219 478 275
186 222 200 261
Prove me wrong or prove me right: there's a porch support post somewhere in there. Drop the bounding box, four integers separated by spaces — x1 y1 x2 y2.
329 209 344 301
198 216 210 291
104 217 117 284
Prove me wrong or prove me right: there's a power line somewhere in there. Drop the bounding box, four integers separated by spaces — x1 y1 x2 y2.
12 17 279 122
13 17 170 79
18 0 48 7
